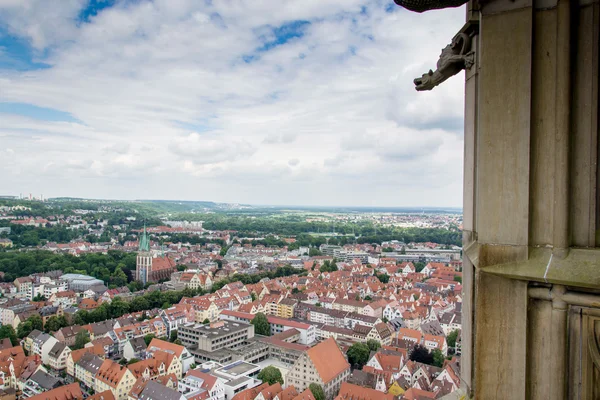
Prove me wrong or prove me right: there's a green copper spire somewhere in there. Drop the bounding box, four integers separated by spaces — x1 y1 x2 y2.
139 223 150 252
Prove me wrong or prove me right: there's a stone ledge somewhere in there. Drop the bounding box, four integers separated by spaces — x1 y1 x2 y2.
479 247 600 289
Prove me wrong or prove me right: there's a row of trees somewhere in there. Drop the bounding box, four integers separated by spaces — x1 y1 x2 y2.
71 264 304 326
1 225 86 247
0 250 136 284
191 214 462 246
71 287 204 325
346 341 448 370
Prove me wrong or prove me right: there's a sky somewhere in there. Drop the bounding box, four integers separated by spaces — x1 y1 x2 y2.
0 0 465 208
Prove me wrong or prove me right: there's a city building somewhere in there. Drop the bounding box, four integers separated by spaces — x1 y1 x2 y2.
60 274 105 292
135 227 176 285
94 359 136 400
286 338 350 400
177 321 254 353
26 383 83 400
390 0 600 396
47 342 71 371
146 339 195 377
266 316 316 345
178 369 226 400
75 352 104 390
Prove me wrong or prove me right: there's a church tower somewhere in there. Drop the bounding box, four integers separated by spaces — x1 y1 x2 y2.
136 225 152 285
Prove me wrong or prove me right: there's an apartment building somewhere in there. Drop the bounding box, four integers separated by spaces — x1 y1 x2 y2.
178 369 225 400
276 299 296 319
177 321 254 352
94 359 136 400
27 383 83 400
75 352 104 390
266 316 316 345
67 347 105 378
306 308 347 328
332 299 367 314
47 342 71 371
22 370 61 398
146 338 195 376
286 338 350 400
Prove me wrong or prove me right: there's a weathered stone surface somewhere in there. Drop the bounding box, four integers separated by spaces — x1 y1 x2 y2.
476 7 532 246
527 299 553 400
474 272 528 399
570 2 599 248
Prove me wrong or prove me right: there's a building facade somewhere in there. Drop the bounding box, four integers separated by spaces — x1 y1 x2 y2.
392 0 600 397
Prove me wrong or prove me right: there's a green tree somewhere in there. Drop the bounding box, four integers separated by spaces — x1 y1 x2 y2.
367 339 381 352
111 265 128 287
415 262 426 273
44 316 62 333
251 312 271 336
0 325 18 346
347 342 370 368
291 288 300 294
257 366 283 385
109 297 130 318
56 315 69 328
409 345 434 365
202 319 210 324
447 330 459 348
251 293 257 302
308 248 322 256
17 321 33 339
72 311 87 326
454 276 462 284
375 273 389 284
309 383 325 400
170 330 178 343
28 315 43 331
364 295 372 301
144 334 156 346
432 349 445 367
32 294 47 302
73 330 91 350
127 358 141 365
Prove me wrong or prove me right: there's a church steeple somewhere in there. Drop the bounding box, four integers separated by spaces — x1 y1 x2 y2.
139 223 150 252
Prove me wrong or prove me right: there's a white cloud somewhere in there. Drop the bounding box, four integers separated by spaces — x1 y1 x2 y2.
0 0 465 207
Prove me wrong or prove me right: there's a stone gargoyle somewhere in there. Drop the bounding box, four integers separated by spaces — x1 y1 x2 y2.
414 33 474 91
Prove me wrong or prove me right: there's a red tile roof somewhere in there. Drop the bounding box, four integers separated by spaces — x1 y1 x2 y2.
27 383 83 400
334 382 394 400
306 338 350 384
231 383 269 400
87 391 115 400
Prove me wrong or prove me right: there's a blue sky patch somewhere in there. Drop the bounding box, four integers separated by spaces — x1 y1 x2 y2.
172 120 212 133
257 20 310 52
78 0 117 23
242 54 258 64
0 103 80 123
0 29 51 71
